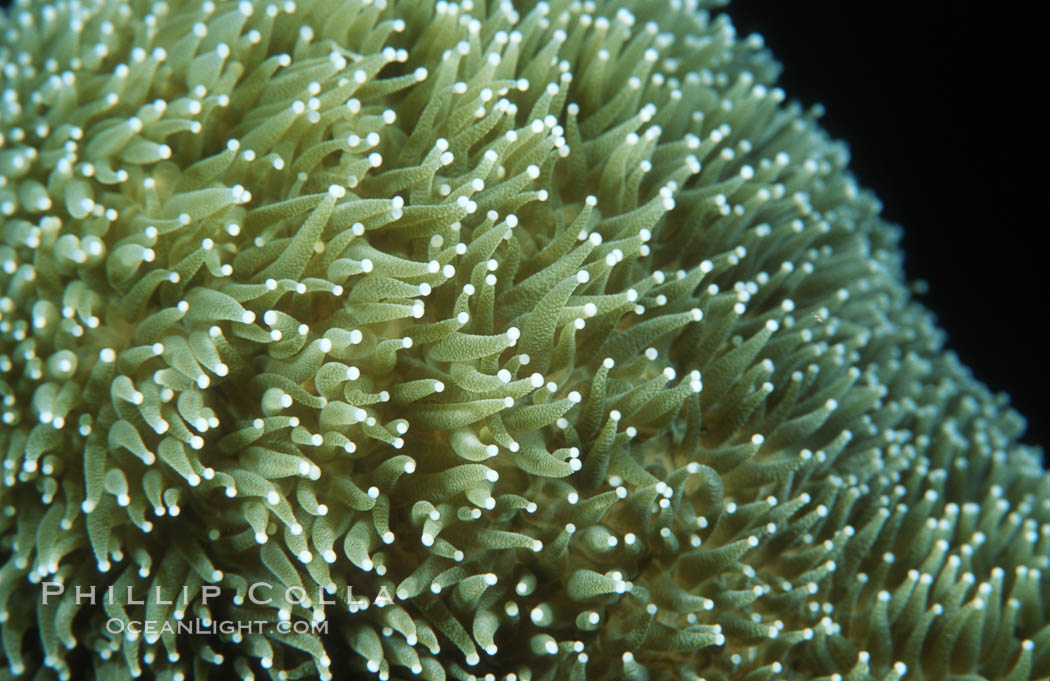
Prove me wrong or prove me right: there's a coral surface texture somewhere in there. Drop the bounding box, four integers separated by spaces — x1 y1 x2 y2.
0 0 1047 680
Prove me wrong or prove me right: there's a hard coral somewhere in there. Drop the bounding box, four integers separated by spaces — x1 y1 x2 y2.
0 0 1047 680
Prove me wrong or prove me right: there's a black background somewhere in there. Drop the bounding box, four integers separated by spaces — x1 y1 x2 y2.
728 1 1046 461
1 0 1045 462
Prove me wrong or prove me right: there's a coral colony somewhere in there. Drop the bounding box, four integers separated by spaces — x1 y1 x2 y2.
0 0 1047 680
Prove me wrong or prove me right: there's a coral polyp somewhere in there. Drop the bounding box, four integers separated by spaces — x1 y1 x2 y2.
0 0 1047 680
